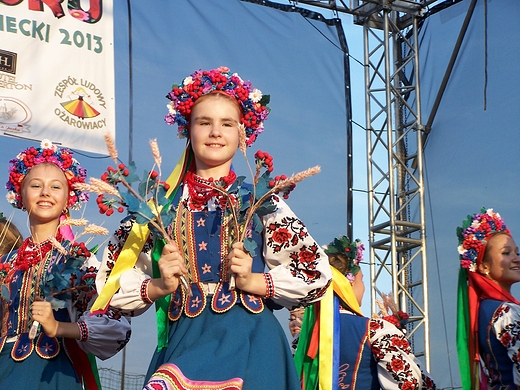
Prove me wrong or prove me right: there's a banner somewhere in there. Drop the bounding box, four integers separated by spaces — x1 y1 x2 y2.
0 0 114 154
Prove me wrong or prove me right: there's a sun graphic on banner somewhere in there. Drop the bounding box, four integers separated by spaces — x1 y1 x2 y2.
60 87 100 119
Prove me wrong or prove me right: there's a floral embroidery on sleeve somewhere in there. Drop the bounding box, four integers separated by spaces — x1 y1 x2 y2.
370 319 436 389
492 303 520 381
266 216 322 283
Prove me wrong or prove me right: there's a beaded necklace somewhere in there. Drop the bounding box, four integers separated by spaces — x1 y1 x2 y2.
11 233 62 273
184 170 237 210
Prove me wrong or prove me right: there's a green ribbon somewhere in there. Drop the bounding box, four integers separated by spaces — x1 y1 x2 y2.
456 267 471 390
151 145 192 351
87 352 102 390
294 305 319 389
152 239 171 351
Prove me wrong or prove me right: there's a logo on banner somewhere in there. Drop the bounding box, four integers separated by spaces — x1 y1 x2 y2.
0 97 32 134
54 77 107 131
0 50 17 75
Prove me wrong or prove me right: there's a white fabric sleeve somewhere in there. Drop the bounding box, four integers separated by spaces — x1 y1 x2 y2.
262 196 332 309
491 302 520 385
369 318 436 389
95 218 155 316
69 253 132 360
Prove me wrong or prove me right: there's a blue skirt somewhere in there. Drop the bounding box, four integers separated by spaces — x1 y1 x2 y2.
145 303 300 390
0 343 81 389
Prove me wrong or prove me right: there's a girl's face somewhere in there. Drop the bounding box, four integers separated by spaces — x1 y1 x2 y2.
352 269 365 306
288 309 304 338
21 163 69 226
189 94 241 178
480 233 520 292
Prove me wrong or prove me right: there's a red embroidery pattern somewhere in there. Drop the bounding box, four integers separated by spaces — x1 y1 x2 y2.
369 319 427 390
265 216 322 284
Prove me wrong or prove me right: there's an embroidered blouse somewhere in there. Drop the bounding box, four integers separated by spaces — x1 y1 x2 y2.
0 239 131 361
479 300 520 387
338 309 436 390
96 183 332 316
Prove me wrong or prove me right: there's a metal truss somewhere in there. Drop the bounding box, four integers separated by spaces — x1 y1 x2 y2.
361 10 430 369
289 0 443 369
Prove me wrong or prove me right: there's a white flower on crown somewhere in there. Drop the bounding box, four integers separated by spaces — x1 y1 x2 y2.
6 191 16 204
487 208 498 217
183 76 194 85
457 245 466 255
40 139 56 150
249 89 263 103
167 101 176 115
469 263 477 272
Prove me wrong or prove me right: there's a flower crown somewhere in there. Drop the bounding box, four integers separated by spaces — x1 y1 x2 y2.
457 207 510 272
5 139 89 210
324 235 365 282
164 66 271 146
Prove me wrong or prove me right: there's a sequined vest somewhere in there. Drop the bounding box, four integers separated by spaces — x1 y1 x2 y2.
0 249 69 361
167 183 269 321
338 312 380 389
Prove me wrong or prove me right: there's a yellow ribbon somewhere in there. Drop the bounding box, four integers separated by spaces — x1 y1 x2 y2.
318 266 363 390
91 145 190 313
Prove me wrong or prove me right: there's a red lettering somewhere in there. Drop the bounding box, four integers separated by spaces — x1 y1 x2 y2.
28 0 65 18
0 0 24 5
1 0 102 23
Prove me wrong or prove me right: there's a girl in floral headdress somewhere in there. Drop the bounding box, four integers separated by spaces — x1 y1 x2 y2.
93 66 332 389
294 235 436 390
456 208 520 389
0 140 131 389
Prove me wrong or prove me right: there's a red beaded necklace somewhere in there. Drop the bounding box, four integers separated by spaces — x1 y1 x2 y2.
11 233 62 273
184 170 237 209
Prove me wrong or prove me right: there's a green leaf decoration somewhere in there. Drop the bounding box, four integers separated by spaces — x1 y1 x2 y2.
252 214 263 234
121 191 140 213
1 284 9 300
259 94 270 106
155 185 170 207
124 161 140 183
138 170 153 198
134 204 156 225
228 176 245 193
48 296 68 310
255 203 277 217
243 237 258 257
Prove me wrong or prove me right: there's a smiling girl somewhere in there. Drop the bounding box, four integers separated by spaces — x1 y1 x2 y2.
457 208 520 389
0 141 130 389
95 67 332 389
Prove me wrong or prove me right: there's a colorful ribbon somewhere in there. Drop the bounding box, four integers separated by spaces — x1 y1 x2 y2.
294 266 363 389
90 144 191 315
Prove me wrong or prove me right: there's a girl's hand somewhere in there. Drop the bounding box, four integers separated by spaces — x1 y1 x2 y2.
32 297 58 337
228 242 254 291
148 242 188 301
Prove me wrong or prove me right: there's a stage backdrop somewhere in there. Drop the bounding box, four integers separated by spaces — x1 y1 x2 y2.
0 0 115 153
408 0 520 388
0 0 357 376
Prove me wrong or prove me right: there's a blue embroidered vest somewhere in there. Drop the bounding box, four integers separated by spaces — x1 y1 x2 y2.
0 250 66 361
167 183 268 321
478 299 516 387
338 312 379 389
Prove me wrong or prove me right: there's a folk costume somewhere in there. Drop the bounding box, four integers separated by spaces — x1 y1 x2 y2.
93 67 332 389
456 208 520 389
295 236 436 390
0 141 131 389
